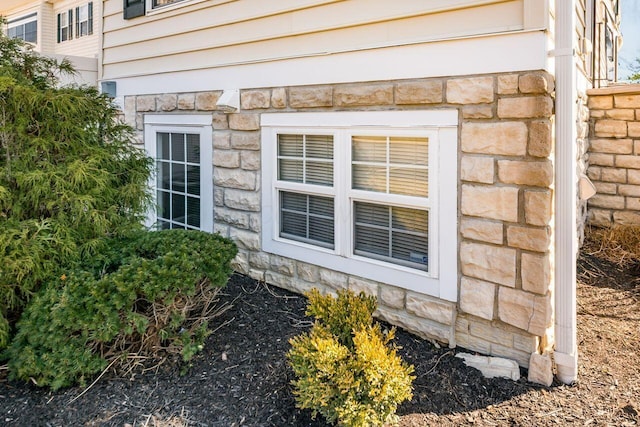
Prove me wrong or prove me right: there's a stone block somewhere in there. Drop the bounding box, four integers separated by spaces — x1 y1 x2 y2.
214 132 231 149
214 168 256 190
528 120 552 158
456 353 520 381
335 84 394 107
318 269 348 290
229 228 261 251
455 331 491 354
588 153 614 166
249 213 261 232
289 86 333 108
498 287 551 336
587 166 601 180
446 77 494 104
406 293 454 325
460 241 516 287
213 223 229 237
619 184 640 197
601 167 627 183
231 132 260 150
460 277 495 320
247 269 265 282
461 155 494 184
588 95 613 109
628 169 640 184
519 72 552 94
157 94 177 111
613 211 640 224
270 255 295 276
271 88 287 108
507 225 550 252
249 252 270 269
395 80 443 104
491 343 530 368
224 189 260 211
241 90 270 109
178 93 195 110
460 218 503 244
497 74 519 95
628 122 640 138
264 271 292 290
590 138 633 154
605 108 635 120
588 208 612 225
379 286 405 309
498 160 553 187
588 194 625 209
524 190 552 226
590 109 605 118
136 95 156 112
349 277 378 298
296 261 319 282
377 308 452 344
241 151 261 170
528 353 553 386
214 187 225 206
461 122 527 156
213 150 240 168
595 119 627 138
212 113 229 130
231 251 249 274
195 91 222 111
636 141 640 154
497 96 553 119
462 105 493 119
461 185 519 222
229 114 260 131
521 253 550 295
616 155 640 169
514 333 539 353
123 97 137 127
215 207 249 229
593 182 617 194
614 94 640 108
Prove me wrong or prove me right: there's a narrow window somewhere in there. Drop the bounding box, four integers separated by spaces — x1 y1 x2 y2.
57 10 73 43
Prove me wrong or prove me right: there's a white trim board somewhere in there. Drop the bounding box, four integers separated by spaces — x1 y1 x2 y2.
105 30 548 97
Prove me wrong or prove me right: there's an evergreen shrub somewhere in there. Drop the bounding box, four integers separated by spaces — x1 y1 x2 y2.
288 289 415 427
5 230 237 390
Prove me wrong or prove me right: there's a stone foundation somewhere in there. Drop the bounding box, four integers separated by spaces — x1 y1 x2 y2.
123 70 555 373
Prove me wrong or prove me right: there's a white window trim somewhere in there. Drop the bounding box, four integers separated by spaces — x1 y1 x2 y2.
261 111 458 301
146 0 234 16
144 114 214 232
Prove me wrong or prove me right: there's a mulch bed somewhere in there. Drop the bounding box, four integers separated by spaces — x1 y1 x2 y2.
1 248 639 426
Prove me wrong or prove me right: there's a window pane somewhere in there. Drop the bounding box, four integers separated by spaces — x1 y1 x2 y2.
186 134 200 163
352 165 386 192
352 136 386 162
187 165 200 195
279 159 303 182
389 137 429 165
186 196 200 228
171 133 185 161
157 161 170 190
153 0 186 7
172 163 185 193
172 193 185 223
278 134 303 157
306 161 333 186
280 192 334 248
157 133 170 159
353 202 428 271
157 190 170 220
389 167 428 197
306 135 333 159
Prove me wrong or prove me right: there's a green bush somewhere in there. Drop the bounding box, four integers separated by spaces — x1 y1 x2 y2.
0 31 152 348
4 230 237 390
288 289 415 427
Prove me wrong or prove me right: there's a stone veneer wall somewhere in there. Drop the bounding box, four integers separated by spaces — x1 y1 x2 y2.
587 85 640 225
123 70 555 369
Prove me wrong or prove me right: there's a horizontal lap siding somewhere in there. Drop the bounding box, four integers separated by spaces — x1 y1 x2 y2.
102 0 526 80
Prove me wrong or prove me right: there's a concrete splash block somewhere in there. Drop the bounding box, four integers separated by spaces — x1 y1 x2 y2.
455 352 521 381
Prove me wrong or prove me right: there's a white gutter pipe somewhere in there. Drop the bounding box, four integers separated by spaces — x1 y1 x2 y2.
554 0 579 384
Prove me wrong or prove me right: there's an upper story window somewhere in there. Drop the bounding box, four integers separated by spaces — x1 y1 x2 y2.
57 3 93 43
261 111 459 300
7 13 37 44
152 0 187 9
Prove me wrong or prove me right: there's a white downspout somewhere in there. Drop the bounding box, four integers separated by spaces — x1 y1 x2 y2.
554 0 579 384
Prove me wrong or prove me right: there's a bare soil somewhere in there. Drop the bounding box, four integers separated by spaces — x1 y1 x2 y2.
0 238 638 426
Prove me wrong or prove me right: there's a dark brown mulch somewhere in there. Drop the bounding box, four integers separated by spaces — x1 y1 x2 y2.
1 246 639 426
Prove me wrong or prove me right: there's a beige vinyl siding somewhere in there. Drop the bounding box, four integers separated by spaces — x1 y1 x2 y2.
39 2 56 54
52 0 99 58
102 0 533 80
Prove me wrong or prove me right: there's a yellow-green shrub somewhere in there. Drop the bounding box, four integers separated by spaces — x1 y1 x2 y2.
288 289 414 426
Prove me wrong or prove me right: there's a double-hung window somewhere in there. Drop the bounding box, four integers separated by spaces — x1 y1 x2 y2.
57 10 73 42
144 115 213 232
8 13 37 44
262 111 458 300
75 3 93 38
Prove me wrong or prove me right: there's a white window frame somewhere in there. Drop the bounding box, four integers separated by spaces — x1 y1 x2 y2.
8 13 37 44
144 114 214 232
145 0 233 15
261 111 458 301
